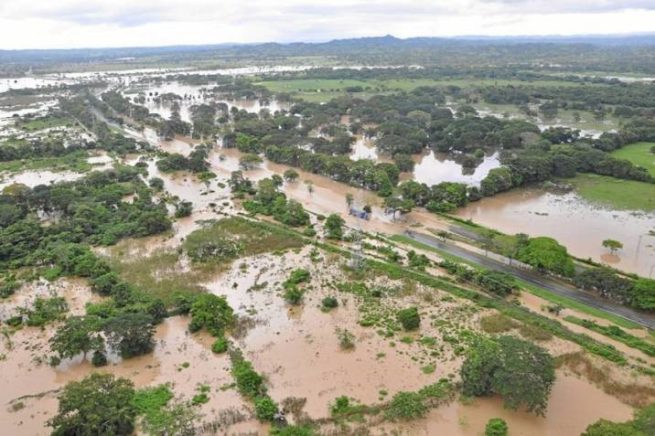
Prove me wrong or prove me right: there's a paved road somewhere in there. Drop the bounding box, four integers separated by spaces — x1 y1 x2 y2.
405 230 655 330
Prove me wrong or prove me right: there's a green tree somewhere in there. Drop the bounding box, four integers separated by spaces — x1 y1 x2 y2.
239 153 263 170
485 418 508 436
517 236 575 277
189 293 235 336
461 336 555 416
50 316 104 361
631 279 655 310
103 313 155 358
602 239 623 254
397 307 421 331
345 193 354 209
325 213 345 240
48 373 137 436
384 196 414 220
283 168 299 182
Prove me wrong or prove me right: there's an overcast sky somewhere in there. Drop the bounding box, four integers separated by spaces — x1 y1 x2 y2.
0 0 654 50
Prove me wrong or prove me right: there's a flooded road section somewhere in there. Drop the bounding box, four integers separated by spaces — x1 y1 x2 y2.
456 188 655 277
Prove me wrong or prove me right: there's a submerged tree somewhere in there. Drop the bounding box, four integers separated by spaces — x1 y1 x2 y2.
461 336 555 416
49 316 104 361
49 373 137 436
602 239 623 255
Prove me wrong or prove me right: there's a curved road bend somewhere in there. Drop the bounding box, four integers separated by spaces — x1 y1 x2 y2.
404 230 655 330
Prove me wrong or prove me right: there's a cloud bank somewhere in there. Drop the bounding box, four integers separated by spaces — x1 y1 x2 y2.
0 0 653 49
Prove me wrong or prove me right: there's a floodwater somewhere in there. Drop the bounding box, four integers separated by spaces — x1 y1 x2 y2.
456 188 655 277
412 151 500 186
123 80 290 123
0 313 256 435
392 373 633 436
0 170 83 190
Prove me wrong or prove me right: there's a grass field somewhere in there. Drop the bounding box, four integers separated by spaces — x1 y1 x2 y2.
612 142 655 177
16 115 72 132
569 173 655 212
256 77 602 103
0 151 92 173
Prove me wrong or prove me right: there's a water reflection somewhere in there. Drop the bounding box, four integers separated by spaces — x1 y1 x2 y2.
413 151 500 186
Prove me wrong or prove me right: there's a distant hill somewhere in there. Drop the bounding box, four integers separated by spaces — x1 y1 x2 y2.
1 33 655 73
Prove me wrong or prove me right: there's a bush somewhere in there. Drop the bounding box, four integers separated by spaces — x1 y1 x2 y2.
174 201 193 218
385 391 427 420
189 294 235 336
91 350 108 367
336 328 355 349
287 269 311 285
212 337 228 354
397 307 420 331
232 359 266 398
283 285 304 305
254 395 279 421
270 425 314 436
321 296 339 310
485 418 508 436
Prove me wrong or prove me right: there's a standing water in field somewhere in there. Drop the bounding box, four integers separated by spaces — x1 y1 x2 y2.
456 188 655 277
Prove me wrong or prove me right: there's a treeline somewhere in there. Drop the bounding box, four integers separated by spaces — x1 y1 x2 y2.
480 82 655 113
0 134 89 162
230 173 311 228
156 145 210 174
575 268 655 311
0 167 183 365
59 95 149 154
0 166 171 267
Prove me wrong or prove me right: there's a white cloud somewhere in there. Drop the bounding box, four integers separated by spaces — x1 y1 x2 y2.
0 0 653 49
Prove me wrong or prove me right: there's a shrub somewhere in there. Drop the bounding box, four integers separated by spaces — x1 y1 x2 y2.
385 391 427 420
189 294 235 336
283 285 304 305
254 395 279 421
211 337 229 354
336 328 355 350
91 350 108 367
397 307 421 331
270 425 314 436
321 296 339 310
287 269 311 285
174 201 193 218
485 418 508 436
232 359 266 398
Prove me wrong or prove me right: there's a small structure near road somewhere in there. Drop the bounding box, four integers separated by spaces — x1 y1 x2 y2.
349 207 370 220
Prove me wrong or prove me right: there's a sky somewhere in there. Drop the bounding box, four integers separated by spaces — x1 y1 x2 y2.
0 0 654 50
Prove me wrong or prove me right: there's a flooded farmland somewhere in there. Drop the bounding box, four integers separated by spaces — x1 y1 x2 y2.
2 40 655 436
456 188 655 277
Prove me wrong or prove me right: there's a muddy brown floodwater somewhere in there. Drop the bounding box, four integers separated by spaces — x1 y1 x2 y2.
390 373 633 436
456 188 655 277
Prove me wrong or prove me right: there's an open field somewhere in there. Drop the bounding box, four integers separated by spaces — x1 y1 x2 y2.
256 77 607 102
569 173 655 212
612 142 655 177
